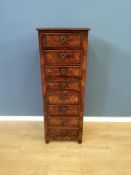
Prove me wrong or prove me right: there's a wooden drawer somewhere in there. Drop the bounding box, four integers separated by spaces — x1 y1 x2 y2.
48 117 79 128
44 50 82 65
47 105 80 116
46 81 80 91
43 33 81 48
48 128 78 138
47 92 80 105
45 66 81 79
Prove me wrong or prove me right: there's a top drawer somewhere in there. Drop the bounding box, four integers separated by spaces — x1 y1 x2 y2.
43 33 81 48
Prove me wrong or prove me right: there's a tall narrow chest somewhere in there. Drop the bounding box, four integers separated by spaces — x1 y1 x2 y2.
37 28 90 143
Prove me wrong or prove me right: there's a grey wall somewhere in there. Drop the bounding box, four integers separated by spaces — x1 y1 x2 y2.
0 0 131 116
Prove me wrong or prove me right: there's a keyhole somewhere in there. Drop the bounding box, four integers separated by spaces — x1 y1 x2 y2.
60 95 65 101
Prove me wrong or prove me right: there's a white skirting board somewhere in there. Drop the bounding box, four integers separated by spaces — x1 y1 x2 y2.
0 116 131 122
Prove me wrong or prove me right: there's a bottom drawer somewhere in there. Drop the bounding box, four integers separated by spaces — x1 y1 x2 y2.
48 117 79 128
48 128 78 139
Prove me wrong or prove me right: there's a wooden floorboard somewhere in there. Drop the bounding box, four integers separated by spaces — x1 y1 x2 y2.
0 122 131 175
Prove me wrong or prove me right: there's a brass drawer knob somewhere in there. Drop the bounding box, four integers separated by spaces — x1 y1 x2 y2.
60 82 66 88
60 95 65 101
61 35 67 44
60 52 66 59
60 68 66 75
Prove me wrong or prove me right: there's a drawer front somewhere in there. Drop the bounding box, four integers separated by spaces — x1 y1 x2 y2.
47 93 80 105
43 33 81 48
45 66 81 79
46 81 80 91
44 50 82 65
47 105 80 116
48 117 79 128
48 128 78 138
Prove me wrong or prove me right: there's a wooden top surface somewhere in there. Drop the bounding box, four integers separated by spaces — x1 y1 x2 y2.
36 28 91 31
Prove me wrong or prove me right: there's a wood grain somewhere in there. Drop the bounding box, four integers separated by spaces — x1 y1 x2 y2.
0 122 131 175
43 33 82 48
46 81 80 91
47 105 80 116
48 117 79 128
44 50 82 65
37 29 89 143
47 92 80 105
45 66 81 79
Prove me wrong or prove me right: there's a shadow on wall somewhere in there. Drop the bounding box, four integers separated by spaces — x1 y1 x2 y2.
85 35 131 116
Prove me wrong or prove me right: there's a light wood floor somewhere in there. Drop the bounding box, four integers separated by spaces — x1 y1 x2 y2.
0 122 131 175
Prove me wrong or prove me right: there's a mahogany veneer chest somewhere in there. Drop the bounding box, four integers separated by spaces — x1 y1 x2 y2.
37 28 90 143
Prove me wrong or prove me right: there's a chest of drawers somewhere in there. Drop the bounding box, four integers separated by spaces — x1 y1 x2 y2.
37 28 90 143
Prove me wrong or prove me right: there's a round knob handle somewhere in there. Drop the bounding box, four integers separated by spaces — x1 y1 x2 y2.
61 35 67 44
60 68 66 75
60 52 66 59
60 82 66 88
60 95 65 101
